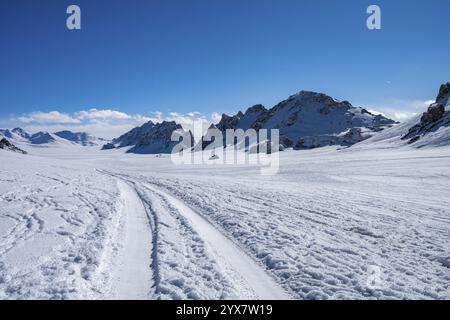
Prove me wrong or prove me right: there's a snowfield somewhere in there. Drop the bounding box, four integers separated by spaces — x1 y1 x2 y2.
0 140 449 299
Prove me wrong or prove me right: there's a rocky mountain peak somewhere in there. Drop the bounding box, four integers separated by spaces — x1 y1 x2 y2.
103 120 194 154
436 82 450 104
402 82 450 144
245 104 267 114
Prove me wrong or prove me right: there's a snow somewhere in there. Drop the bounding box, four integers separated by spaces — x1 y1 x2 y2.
110 180 153 299
143 183 289 299
1 136 450 299
0 128 105 147
202 91 396 150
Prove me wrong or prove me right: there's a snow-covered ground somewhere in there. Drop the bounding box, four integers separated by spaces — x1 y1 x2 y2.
1 140 449 299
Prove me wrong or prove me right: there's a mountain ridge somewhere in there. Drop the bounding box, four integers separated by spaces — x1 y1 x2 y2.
199 90 397 150
102 120 194 154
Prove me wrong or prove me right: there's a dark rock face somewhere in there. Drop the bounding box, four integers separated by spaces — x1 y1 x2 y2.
112 121 156 148
101 143 116 150
29 132 56 144
402 83 450 144
0 138 27 154
54 131 101 146
0 129 14 139
104 121 194 154
436 82 450 103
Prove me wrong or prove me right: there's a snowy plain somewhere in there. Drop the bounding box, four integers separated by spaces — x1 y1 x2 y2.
0 136 449 299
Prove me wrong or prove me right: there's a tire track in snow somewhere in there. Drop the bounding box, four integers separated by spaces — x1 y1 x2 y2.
143 183 290 300
111 180 153 299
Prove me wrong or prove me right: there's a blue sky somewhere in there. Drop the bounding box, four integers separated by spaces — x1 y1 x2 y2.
0 0 449 137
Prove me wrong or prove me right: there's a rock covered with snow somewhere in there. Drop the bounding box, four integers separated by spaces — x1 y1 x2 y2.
0 138 27 154
104 120 194 154
54 131 105 146
402 82 450 146
200 90 396 150
11 127 31 140
29 132 57 144
0 127 105 147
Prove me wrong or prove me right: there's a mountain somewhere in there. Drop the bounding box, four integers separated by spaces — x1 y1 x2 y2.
29 132 57 144
401 82 450 147
0 128 105 147
199 90 396 150
0 138 27 154
11 127 31 139
0 129 13 139
103 120 194 154
54 130 105 146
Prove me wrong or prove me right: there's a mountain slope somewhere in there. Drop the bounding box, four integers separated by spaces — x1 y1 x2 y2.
103 121 194 154
0 128 105 147
29 132 57 144
401 83 450 147
200 90 396 150
0 138 27 154
54 131 105 146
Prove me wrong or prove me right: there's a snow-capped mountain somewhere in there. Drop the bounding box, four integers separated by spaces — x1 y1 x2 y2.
0 128 105 147
103 120 194 154
29 131 57 144
0 128 30 141
401 82 450 147
0 137 27 154
200 90 396 150
54 130 105 146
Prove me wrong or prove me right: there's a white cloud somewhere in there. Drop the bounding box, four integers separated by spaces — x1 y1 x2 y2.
75 109 133 121
6 108 220 140
360 98 434 122
144 111 219 140
18 111 80 124
392 112 419 121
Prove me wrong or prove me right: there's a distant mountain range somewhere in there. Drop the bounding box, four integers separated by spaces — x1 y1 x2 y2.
2 84 449 156
0 128 105 147
102 85 450 154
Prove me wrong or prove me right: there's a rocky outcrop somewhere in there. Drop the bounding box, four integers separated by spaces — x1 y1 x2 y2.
0 138 27 154
436 82 450 103
402 83 450 144
104 121 194 154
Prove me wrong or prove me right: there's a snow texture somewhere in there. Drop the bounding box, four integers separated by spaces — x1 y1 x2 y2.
1 135 449 299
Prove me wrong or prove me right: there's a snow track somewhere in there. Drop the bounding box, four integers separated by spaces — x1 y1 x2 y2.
107 172 290 299
143 183 290 300
111 180 153 299
2 145 450 300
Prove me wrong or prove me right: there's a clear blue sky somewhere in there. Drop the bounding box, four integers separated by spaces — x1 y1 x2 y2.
1 0 449 123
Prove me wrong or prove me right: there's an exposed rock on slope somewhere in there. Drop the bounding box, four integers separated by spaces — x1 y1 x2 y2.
200 91 396 150
0 128 105 147
0 138 27 154
29 132 56 144
54 131 105 146
402 83 450 145
103 121 194 154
